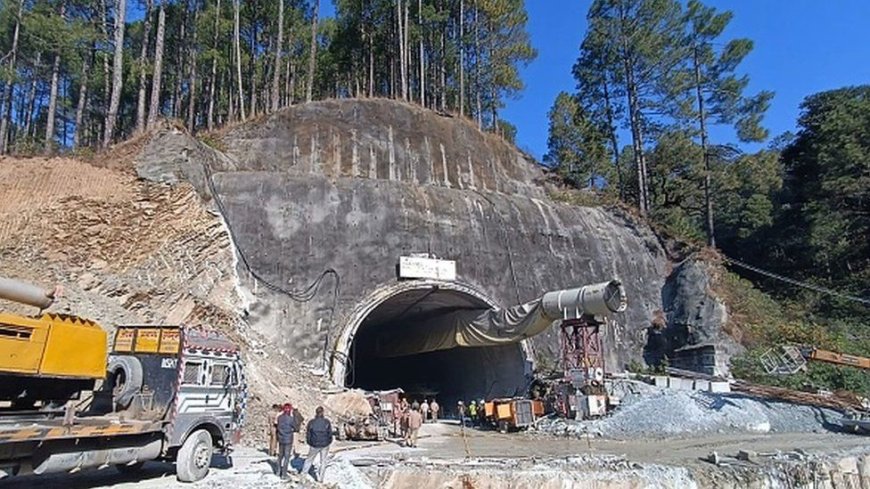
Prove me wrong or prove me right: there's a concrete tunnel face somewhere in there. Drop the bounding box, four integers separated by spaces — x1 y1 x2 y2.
342 285 532 412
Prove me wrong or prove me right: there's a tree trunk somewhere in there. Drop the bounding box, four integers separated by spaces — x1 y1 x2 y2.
147 3 166 129
418 0 424 106
248 2 257 117
694 48 714 247
99 0 111 140
368 31 374 97
306 0 319 103
104 0 127 147
187 6 199 131
45 52 62 153
397 0 406 101
0 0 23 154
207 0 221 129
602 77 623 200
270 0 283 112
23 53 41 138
173 12 186 118
474 3 481 129
233 0 246 119
73 52 90 150
403 0 414 100
135 0 153 133
459 0 464 117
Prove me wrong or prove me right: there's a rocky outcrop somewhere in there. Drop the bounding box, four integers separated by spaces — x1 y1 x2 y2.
134 99 736 376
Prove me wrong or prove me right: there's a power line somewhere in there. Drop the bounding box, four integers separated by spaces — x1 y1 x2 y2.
722 256 870 307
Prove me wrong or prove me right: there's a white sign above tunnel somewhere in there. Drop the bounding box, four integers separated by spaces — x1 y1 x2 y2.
398 256 457 281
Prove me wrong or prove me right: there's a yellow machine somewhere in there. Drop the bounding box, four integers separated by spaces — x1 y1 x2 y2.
0 277 107 406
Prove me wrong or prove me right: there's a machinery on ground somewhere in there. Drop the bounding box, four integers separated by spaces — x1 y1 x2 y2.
761 344 870 375
337 389 405 441
761 343 869 436
483 398 544 432
0 277 246 482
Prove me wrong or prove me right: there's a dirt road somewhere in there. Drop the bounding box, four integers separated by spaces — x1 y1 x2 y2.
3 421 867 488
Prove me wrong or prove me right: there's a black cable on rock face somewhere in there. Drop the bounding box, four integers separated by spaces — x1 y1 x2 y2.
200 159 342 369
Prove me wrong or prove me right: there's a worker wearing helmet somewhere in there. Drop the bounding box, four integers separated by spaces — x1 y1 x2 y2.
467 401 478 427
457 401 466 426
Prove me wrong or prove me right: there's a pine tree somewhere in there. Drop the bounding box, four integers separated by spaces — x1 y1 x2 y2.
677 0 773 246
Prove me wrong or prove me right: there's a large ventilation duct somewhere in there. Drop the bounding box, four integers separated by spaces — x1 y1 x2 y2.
369 280 626 358
0 277 56 310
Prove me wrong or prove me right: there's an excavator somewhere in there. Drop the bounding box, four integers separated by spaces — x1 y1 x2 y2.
761 343 870 434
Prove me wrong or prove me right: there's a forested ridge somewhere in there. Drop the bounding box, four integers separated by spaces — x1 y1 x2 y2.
0 0 534 153
544 0 869 391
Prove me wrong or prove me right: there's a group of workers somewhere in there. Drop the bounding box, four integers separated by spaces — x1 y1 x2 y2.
268 403 334 482
457 399 488 427
396 398 440 447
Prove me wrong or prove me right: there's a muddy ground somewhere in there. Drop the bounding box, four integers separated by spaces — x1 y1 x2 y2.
4 421 868 489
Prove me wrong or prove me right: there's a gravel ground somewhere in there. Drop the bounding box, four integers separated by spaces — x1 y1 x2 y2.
536 383 843 440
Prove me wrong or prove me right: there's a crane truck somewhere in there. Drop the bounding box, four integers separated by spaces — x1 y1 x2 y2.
0 277 246 482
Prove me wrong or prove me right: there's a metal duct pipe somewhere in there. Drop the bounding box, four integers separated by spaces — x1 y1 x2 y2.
32 438 162 475
541 280 627 320
0 277 55 309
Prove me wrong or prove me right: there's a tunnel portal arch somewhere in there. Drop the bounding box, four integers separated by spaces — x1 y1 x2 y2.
331 280 535 404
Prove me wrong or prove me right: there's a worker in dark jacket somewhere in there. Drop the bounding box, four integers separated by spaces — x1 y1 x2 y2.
301 406 333 481
275 403 298 479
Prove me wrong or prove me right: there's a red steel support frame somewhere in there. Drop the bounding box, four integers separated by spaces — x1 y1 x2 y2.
560 316 605 389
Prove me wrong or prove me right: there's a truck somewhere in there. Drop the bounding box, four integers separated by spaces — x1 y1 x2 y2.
0 277 246 482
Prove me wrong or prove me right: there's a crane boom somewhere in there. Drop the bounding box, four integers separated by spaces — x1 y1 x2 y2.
804 348 870 370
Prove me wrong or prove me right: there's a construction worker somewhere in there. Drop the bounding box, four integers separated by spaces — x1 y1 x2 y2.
468 400 478 427
420 398 430 422
430 399 439 422
405 405 423 448
398 397 410 438
411 399 420 411
268 404 281 456
301 406 334 482
457 401 466 426
275 403 298 480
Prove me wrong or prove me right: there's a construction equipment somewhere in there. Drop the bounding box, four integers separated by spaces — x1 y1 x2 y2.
483 398 544 432
0 278 246 483
336 390 401 441
368 280 627 357
761 345 870 375
0 278 107 407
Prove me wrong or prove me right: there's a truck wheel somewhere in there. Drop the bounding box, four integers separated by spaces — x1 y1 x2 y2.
107 355 143 410
116 462 145 474
176 429 213 482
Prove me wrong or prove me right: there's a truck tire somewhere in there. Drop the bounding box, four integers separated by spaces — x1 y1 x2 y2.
106 355 143 410
176 429 213 483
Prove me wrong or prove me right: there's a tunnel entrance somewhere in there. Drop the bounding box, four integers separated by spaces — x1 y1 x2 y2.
342 284 531 414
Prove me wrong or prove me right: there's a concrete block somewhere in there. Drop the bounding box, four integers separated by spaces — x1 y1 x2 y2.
709 381 731 393
693 380 711 391
653 376 668 388
669 377 692 390
737 450 757 463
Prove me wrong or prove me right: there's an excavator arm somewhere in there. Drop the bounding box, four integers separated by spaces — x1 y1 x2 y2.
804 348 870 370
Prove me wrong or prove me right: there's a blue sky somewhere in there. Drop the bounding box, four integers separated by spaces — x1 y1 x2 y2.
499 0 870 159
315 1 870 159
